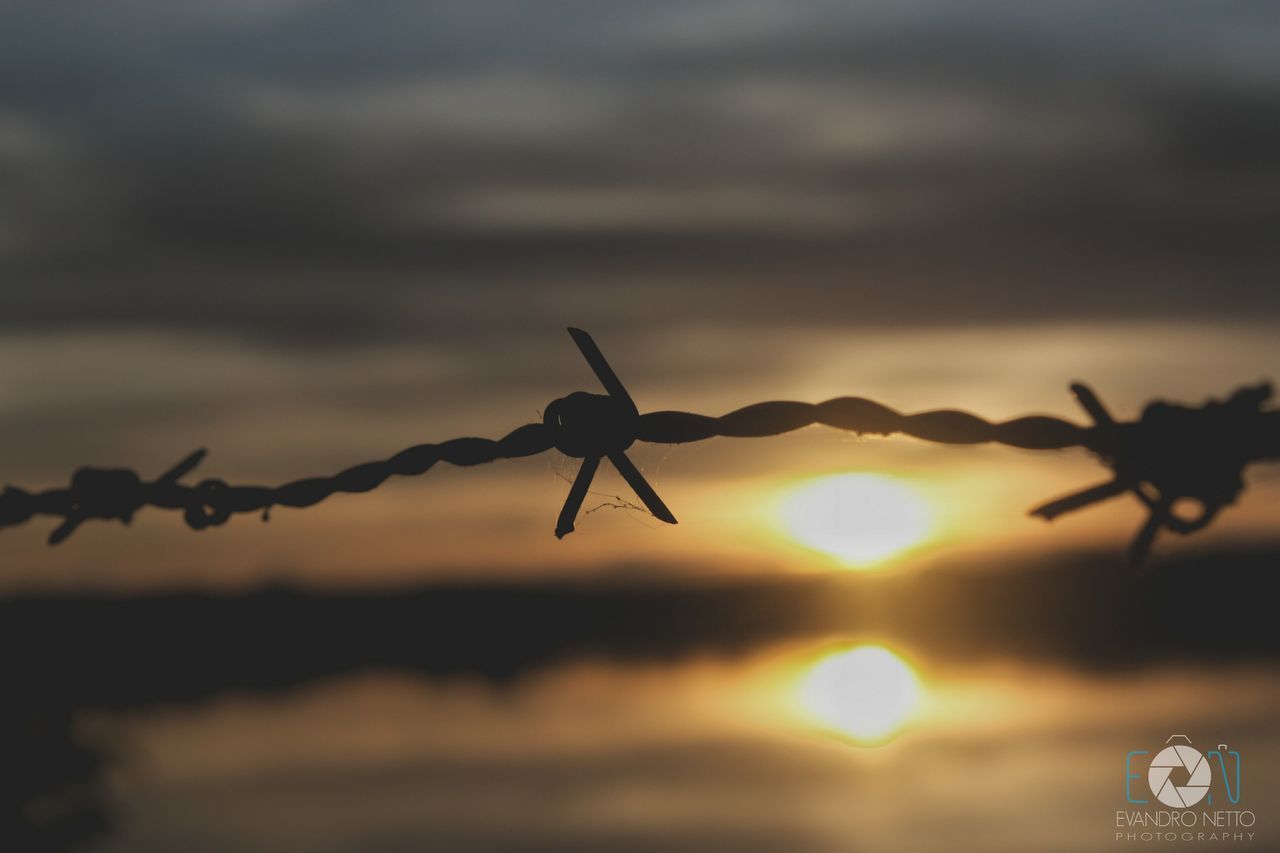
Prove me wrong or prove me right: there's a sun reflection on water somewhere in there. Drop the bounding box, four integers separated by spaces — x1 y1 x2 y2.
796 645 923 745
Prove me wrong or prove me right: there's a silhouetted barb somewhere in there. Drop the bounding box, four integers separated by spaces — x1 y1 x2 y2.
1030 381 1278 565
548 327 677 537
0 328 1275 565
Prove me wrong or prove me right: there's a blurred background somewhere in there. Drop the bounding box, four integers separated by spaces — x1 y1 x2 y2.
1 1 1279 850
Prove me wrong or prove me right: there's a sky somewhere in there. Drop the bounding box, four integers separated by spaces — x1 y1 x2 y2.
2 0 1278 589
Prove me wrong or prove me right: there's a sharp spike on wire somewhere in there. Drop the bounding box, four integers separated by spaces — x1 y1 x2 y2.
607 451 677 525
1070 382 1115 427
49 516 84 546
567 327 637 413
159 448 206 484
556 455 600 539
1030 479 1128 521
1129 504 1167 567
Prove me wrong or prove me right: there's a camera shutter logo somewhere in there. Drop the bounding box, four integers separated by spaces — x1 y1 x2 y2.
1148 744 1212 808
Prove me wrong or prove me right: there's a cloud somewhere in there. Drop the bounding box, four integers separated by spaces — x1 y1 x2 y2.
0 0 1276 348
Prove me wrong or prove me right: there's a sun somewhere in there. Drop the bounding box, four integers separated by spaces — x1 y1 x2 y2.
798 645 922 744
780 473 932 567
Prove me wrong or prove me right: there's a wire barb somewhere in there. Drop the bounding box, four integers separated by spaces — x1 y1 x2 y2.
1 330 1275 566
1030 381 1276 565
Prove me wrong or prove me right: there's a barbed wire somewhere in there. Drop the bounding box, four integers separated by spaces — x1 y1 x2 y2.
1 328 1276 565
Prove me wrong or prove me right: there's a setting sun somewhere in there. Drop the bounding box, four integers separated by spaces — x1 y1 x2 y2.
780 473 932 567
798 645 922 744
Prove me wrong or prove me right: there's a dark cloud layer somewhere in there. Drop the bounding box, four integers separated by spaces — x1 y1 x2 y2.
2 1 1278 347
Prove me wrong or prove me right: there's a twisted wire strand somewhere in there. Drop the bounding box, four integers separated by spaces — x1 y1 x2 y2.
0 399 1088 543
0 324 1275 566
637 399 1090 449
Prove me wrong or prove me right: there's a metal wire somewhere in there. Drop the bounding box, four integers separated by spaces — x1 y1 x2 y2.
1 328 1275 565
